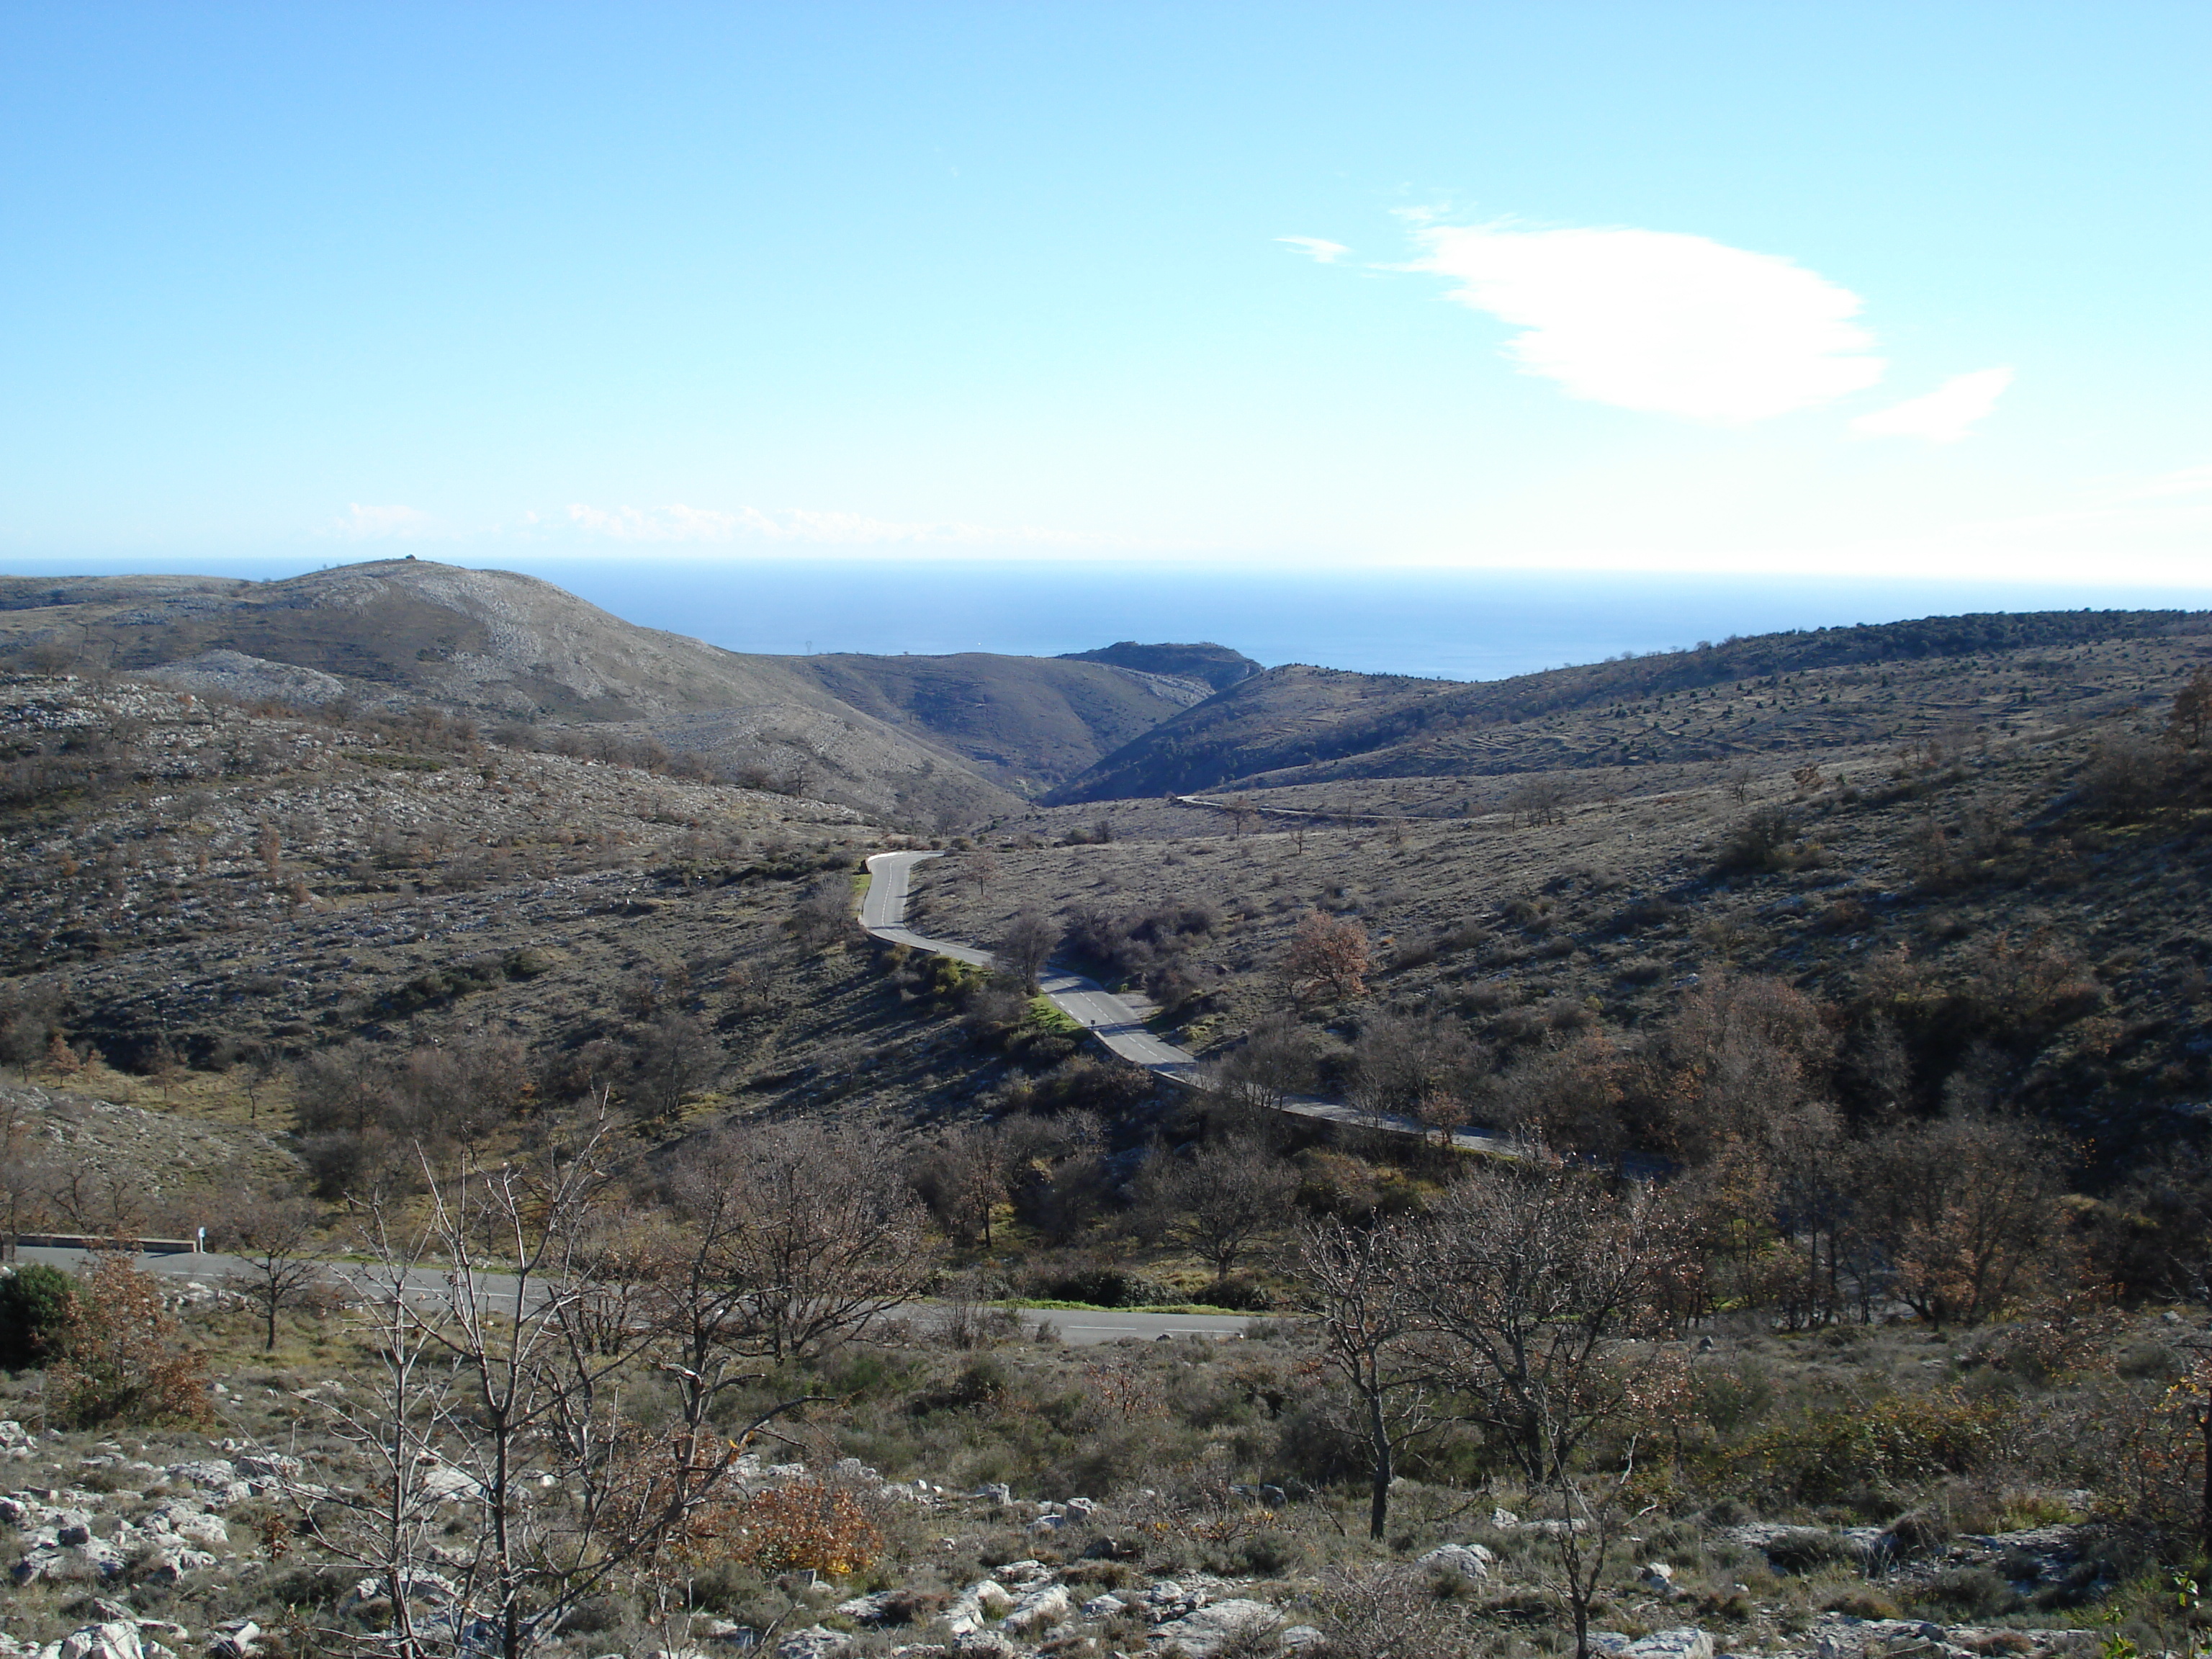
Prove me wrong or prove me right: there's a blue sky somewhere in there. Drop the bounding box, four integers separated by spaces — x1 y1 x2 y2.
4 2 2208 585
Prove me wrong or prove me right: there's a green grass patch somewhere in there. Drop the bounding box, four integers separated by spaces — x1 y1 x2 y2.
1026 998 1083 1035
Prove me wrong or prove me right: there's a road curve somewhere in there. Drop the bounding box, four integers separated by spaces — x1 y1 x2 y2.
860 851 1524 1157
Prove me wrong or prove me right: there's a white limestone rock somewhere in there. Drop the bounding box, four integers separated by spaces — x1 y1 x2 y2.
1148 1599 1283 1655
1418 1542 1496 1581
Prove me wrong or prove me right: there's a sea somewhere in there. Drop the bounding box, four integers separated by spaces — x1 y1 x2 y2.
11 554 2211 684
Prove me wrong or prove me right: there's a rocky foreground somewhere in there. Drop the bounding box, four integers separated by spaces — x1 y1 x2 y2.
0 1417 2120 1659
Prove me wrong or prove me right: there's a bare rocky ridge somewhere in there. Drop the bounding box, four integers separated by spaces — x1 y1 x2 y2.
1046 611 2212 804
0 562 1020 824
0 562 1264 824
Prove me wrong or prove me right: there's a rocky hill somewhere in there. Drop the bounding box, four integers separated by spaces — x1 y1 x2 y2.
0 562 1249 824
1047 609 2212 803
1056 639 1262 691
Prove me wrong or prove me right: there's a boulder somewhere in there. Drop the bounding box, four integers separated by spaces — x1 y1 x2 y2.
1625 1629 1714 1659
773 1632 850 1659
1005 1583 1074 1632
943 1579 1012 1636
168 1514 228 1549
417 1464 481 1503
14 1539 130 1583
35 1623 144 1659
346 1570 461 1608
1418 1543 1496 1581
161 1461 237 1490
137 1547 217 1584
830 1590 896 1623
1149 1599 1283 1655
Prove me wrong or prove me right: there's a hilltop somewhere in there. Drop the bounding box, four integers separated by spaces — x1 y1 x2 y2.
1048 610 2212 804
1056 639 1263 691
0 561 1251 824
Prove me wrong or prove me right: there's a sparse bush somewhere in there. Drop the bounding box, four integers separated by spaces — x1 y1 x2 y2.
1911 1566 2022 1619
713 1479 886 1575
43 1252 212 1429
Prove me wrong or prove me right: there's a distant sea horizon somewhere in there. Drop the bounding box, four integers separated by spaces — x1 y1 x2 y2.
9 554 2211 685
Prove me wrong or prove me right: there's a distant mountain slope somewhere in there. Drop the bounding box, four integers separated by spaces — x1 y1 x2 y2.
1048 610 2212 802
0 561 1024 824
791 652 1214 794
1056 640 1261 691
0 562 1266 822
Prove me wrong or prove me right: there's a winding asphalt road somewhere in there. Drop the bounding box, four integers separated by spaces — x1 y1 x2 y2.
15 1246 1258 1348
862 850 1523 1157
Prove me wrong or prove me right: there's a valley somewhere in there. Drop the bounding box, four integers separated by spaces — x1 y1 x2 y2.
0 562 2209 1659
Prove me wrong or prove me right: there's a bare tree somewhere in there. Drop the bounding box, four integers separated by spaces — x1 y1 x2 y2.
626 1011 716 1123
1416 1164 1682 1659
665 1120 937 1362
214 1191 327 1350
1205 1015 1316 1120
648 1132 863 1442
1282 909 1371 1005
786 876 855 950
999 907 1061 995
1856 1107 2067 1325
1135 1134 1299 1282
1418 1161 1678 1490
292 1040 397 1139
287 1120 794 1659
1506 774 1572 827
1347 1010 1485 1131
966 848 1001 896
1292 1217 1435 1539
915 1121 1022 1249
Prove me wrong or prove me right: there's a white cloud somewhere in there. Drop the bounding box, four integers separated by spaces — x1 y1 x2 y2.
1409 220 1886 421
329 503 443 539
1850 367 2013 444
559 503 1103 548
1277 235 1350 264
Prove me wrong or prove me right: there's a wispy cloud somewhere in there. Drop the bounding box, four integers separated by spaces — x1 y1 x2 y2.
1851 367 2013 444
1277 235 1350 264
1408 218 1885 421
329 503 444 539
557 503 1105 547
